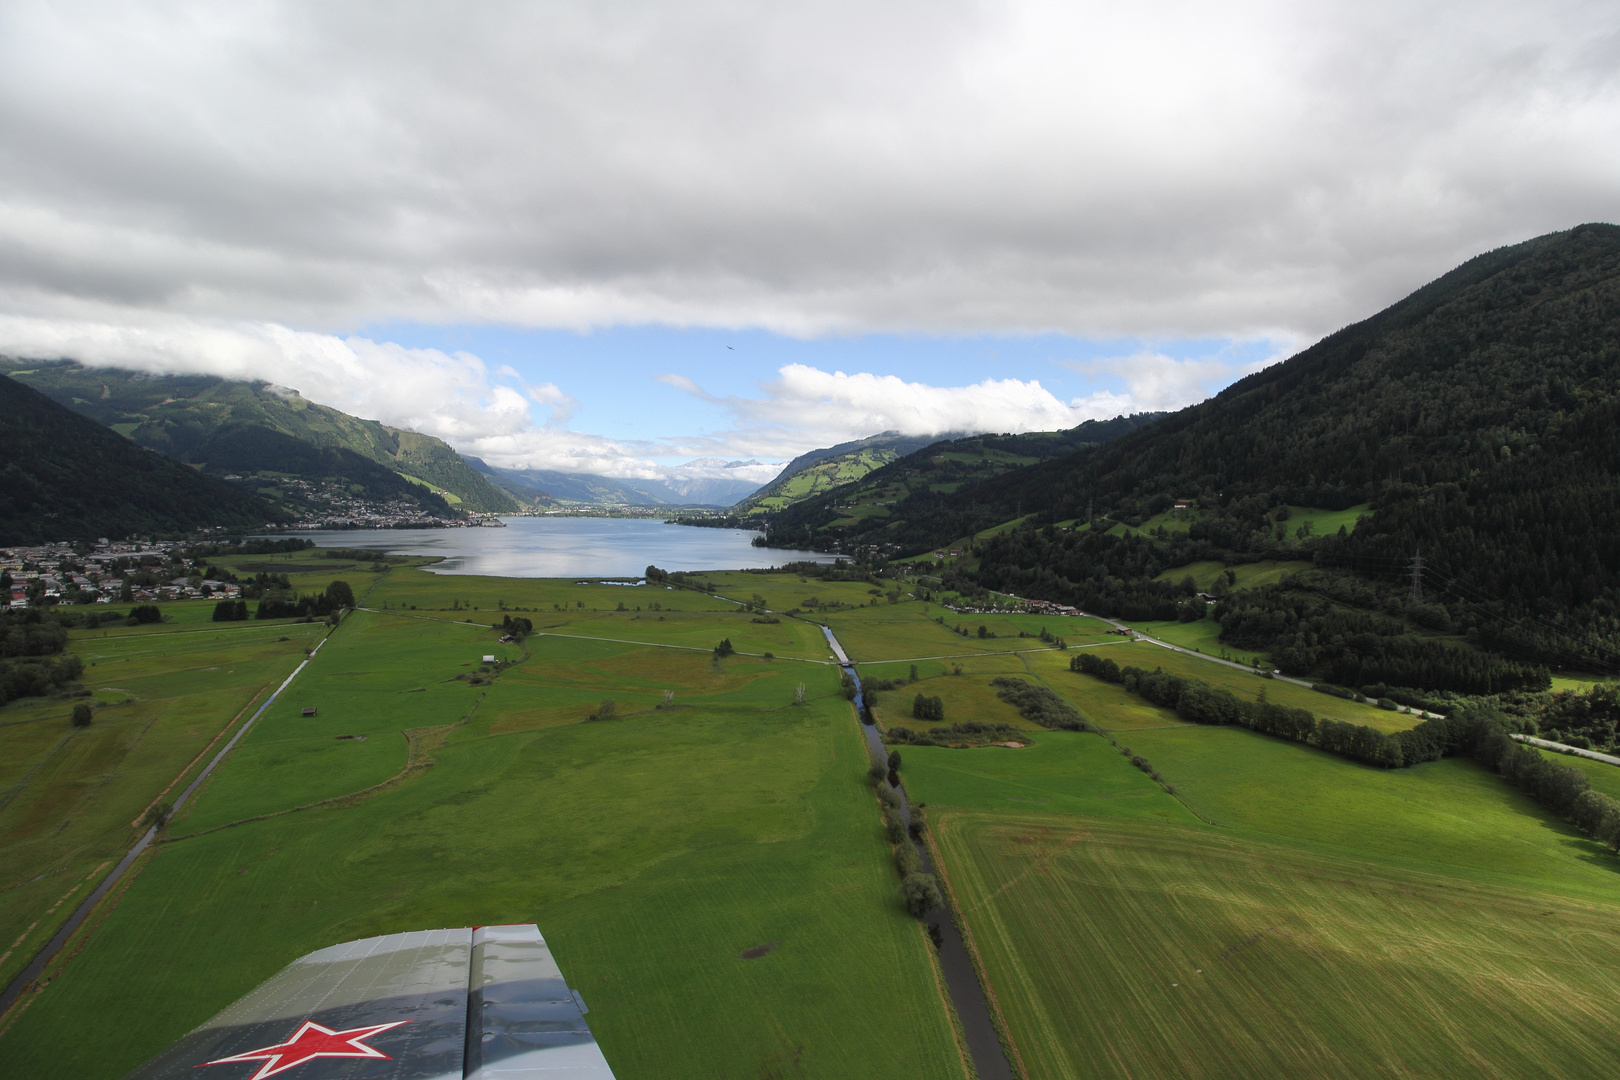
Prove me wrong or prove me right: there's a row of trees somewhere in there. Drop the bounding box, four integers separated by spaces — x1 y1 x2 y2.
252 580 356 620
885 721 1024 747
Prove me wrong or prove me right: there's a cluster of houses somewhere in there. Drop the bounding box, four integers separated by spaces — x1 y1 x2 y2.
2 538 241 610
269 477 460 529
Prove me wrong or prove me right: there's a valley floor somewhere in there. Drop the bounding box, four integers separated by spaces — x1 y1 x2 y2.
1 564 1616 1079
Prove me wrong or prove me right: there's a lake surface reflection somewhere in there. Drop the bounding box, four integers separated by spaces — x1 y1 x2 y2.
287 517 840 578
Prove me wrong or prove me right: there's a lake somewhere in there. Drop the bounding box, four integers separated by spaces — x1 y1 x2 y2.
286 517 841 578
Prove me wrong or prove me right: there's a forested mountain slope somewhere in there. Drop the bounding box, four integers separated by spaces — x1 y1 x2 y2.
768 413 1166 549
2 362 517 513
733 431 949 516
0 375 276 543
845 223 1620 675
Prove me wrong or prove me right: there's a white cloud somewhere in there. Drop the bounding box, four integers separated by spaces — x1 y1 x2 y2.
0 312 668 476
663 362 1122 455
0 1 1613 340
1061 347 1291 415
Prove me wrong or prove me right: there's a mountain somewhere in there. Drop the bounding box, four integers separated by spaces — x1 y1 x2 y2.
0 375 277 544
1 362 519 514
791 223 1620 676
189 425 455 518
732 432 951 516
660 458 780 506
472 458 779 508
767 412 1167 547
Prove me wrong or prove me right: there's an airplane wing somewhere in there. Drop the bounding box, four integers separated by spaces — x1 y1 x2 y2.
123 924 616 1080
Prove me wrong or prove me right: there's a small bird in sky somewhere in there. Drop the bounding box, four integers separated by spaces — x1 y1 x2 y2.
727 345 733 350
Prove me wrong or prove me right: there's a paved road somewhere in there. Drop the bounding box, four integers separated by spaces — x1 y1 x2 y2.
1514 734 1620 766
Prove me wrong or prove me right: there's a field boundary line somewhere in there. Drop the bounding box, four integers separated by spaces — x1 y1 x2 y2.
161 723 454 843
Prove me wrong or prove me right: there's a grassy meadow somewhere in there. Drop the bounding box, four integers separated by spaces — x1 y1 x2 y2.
0 574 964 1080
0 605 323 989
6 558 1619 1080
833 597 1620 1078
933 812 1620 1080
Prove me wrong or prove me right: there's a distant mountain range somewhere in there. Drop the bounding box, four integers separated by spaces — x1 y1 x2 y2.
472 457 779 508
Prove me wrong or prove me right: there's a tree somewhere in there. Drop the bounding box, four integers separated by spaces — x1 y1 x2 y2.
901 872 944 917
326 580 356 609
909 664 919 682
887 749 903 772
645 565 668 584
71 702 92 727
127 604 162 625
713 638 734 658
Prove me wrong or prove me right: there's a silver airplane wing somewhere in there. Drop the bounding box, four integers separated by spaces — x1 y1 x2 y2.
123 924 616 1080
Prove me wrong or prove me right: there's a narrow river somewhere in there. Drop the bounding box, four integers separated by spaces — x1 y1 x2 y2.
819 625 1015 1080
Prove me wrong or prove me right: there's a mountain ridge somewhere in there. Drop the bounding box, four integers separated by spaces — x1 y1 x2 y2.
2 362 518 514
0 375 278 543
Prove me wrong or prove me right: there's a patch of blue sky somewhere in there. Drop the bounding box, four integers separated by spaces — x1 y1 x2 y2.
358 322 1290 457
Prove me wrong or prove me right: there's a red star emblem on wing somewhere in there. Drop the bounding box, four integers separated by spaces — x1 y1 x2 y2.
197 1019 410 1079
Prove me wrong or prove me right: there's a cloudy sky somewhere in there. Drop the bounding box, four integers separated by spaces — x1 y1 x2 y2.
1 1 1616 479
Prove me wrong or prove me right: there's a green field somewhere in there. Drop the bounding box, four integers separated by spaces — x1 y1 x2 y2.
1153 559 1315 591
1535 746 1620 801
899 731 1195 822
1022 643 1417 733
1123 615 1267 665
9 555 1620 1080
933 812 1620 1080
822 603 1113 664
0 612 323 989
0 581 963 1080
880 586 1620 1079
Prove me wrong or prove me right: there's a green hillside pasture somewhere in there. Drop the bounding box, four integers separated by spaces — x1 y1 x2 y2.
934 812 1620 1080
741 448 896 514
1122 724 1618 892
1044 641 1418 733
901 730 1196 822
1285 502 1371 536
0 636 962 1080
1153 559 1314 591
368 566 740 614
0 620 320 988
1535 747 1620 801
823 604 1112 663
